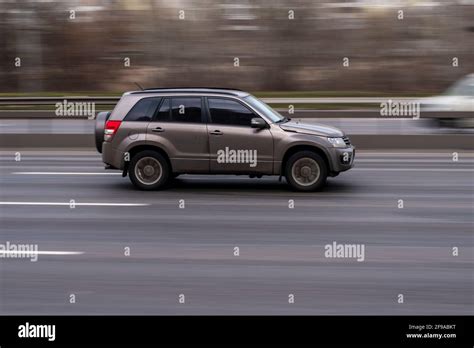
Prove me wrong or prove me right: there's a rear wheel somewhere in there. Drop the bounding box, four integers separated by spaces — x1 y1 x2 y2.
285 151 328 191
129 151 170 190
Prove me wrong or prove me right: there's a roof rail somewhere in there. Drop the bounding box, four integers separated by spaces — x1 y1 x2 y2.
143 87 244 91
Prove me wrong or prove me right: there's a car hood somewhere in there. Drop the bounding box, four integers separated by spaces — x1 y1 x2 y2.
279 120 344 137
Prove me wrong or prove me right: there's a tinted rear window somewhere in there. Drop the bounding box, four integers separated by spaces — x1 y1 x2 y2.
171 97 202 123
153 97 202 123
124 97 161 122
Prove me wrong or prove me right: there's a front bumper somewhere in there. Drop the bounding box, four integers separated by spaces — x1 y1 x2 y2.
328 145 355 173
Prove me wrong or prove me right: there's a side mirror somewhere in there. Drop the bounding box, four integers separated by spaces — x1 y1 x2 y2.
251 118 267 129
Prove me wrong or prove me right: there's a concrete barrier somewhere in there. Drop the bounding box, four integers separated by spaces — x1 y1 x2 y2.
1 133 472 150
0 134 94 148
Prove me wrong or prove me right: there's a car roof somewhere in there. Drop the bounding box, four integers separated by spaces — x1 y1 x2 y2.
127 87 249 98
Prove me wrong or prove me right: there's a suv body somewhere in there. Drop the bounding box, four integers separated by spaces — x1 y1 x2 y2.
95 88 355 191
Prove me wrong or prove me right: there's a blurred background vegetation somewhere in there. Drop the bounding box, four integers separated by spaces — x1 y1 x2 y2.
0 0 473 94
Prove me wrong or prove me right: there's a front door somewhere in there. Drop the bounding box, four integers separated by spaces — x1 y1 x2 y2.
206 97 274 174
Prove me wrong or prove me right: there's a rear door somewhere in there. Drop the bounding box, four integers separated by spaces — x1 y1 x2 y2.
146 96 209 173
111 96 161 152
206 97 274 174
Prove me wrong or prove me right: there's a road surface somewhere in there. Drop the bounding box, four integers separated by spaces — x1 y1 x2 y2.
0 150 473 314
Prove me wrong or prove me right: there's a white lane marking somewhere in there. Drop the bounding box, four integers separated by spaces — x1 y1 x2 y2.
356 159 474 163
353 168 474 172
0 202 149 206
12 172 120 175
0 157 100 161
1 251 84 256
356 152 474 157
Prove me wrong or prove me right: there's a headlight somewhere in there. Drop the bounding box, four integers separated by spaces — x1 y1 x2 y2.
327 137 347 148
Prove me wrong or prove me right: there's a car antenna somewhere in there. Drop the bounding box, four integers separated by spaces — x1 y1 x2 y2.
134 82 144 91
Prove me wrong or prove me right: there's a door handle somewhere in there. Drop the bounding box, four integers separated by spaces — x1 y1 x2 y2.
152 127 165 133
210 130 223 135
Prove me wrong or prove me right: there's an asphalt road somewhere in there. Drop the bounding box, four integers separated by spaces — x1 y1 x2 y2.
0 150 473 315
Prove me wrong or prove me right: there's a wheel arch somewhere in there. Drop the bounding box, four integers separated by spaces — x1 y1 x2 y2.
124 144 173 175
280 144 332 175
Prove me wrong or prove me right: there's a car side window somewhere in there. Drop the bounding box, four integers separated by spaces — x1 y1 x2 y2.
124 97 161 122
208 98 257 126
170 97 202 123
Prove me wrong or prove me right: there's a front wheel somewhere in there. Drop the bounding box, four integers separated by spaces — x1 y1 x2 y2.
285 151 328 191
128 150 170 190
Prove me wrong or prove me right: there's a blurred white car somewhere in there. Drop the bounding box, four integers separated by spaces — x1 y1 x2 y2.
420 74 474 128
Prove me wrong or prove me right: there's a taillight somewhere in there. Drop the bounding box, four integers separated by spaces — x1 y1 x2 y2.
104 120 121 141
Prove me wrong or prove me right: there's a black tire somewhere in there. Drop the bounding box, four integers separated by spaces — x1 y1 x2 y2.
128 150 170 190
285 151 328 191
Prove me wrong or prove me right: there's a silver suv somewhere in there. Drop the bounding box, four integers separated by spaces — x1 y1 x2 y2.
95 88 355 191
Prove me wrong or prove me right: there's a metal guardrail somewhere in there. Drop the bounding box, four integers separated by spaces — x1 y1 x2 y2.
0 97 120 106
262 97 419 104
0 97 470 121
0 96 420 106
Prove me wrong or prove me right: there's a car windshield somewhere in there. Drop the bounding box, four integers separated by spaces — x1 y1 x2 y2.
244 95 286 123
444 76 474 96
